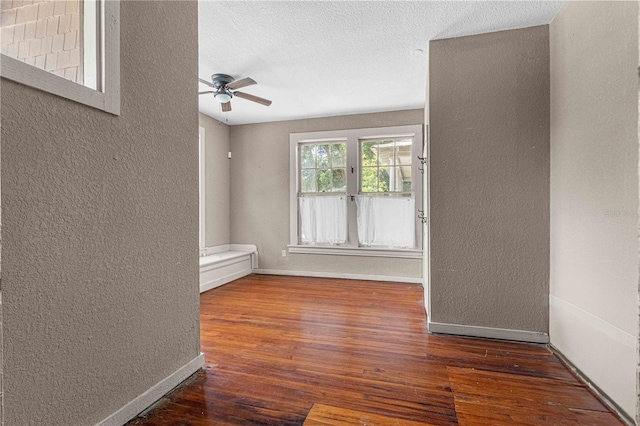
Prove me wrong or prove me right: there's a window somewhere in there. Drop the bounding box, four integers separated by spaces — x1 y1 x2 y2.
289 125 423 258
0 0 120 114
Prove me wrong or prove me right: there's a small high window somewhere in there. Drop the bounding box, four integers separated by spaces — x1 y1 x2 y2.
1 0 120 114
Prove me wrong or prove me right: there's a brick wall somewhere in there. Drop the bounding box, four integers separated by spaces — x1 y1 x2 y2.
1 0 81 83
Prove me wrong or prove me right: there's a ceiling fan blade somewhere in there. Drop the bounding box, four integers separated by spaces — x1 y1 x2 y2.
221 101 232 112
226 77 256 90
198 78 215 88
234 91 272 106
199 91 214 95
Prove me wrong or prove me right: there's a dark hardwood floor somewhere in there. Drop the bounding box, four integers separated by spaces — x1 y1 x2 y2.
128 274 623 425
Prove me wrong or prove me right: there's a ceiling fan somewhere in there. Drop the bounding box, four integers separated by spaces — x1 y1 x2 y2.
198 74 272 112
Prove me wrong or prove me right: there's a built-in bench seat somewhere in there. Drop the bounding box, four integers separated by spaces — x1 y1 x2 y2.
199 244 258 293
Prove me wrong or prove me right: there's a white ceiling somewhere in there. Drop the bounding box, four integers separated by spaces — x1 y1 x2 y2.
198 1 564 126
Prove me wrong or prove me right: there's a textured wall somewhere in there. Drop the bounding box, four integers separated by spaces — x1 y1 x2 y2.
549 1 638 419
1 2 201 425
429 26 550 332
229 110 423 279
199 113 230 247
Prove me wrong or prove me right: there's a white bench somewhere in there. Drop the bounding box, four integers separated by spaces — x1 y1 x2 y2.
199 244 258 293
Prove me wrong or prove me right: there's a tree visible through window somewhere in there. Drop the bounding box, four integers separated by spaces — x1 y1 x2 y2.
300 142 347 194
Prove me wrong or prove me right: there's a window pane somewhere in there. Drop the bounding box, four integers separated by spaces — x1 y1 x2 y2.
400 165 412 192
378 168 390 192
361 167 378 193
376 140 395 166
0 0 98 88
317 145 330 168
331 143 346 167
332 168 346 192
302 169 316 193
395 139 413 166
301 145 315 169
361 141 379 166
317 169 331 192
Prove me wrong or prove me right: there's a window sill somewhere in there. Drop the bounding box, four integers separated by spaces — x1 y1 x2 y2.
287 245 423 259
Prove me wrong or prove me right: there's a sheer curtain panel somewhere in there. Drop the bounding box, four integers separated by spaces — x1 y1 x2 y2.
298 195 347 244
355 196 415 248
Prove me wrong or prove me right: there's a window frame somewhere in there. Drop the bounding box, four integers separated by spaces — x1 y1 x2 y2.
289 124 423 259
0 0 120 115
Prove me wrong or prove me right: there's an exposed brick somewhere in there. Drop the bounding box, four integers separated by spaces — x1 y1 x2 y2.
1 1 12 11
23 55 35 65
51 31 62 51
24 20 36 39
7 42 18 57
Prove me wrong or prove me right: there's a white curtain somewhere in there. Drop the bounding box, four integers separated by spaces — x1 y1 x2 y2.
298 195 347 244
355 195 415 248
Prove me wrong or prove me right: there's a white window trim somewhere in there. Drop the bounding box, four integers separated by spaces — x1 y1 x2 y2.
289 124 423 259
0 0 120 115
199 126 206 250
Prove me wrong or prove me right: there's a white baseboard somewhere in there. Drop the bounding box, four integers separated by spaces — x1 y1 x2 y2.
252 268 423 284
94 353 205 426
551 345 635 426
550 294 637 420
200 268 252 293
428 321 550 344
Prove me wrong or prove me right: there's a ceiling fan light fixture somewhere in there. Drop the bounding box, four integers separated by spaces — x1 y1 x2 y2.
214 91 232 103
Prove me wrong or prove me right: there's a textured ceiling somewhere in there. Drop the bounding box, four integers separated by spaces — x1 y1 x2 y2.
198 1 564 125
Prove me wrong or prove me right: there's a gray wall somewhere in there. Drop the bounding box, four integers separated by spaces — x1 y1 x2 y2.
199 113 231 247
429 26 550 332
549 1 638 419
229 110 423 279
1 2 201 425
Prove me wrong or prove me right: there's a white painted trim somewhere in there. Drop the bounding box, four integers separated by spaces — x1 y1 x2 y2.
1 0 120 115
549 294 637 418
428 321 550 344
201 268 252 293
287 245 422 259
551 345 635 426
289 125 424 250
94 353 204 426
253 269 422 284
550 295 636 349
199 126 206 250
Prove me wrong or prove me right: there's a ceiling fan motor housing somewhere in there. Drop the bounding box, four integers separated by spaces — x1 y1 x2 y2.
211 73 235 88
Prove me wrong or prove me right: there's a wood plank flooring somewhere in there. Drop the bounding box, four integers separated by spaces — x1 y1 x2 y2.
128 274 623 425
